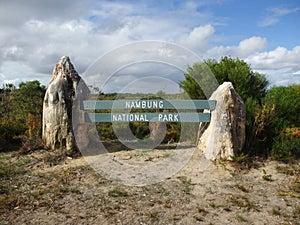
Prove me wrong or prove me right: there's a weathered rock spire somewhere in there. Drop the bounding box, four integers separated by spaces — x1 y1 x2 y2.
42 56 81 153
197 82 246 160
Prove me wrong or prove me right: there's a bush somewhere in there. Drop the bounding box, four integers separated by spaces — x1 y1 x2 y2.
264 86 300 130
180 57 269 101
271 133 300 163
245 97 275 154
179 57 270 154
0 81 45 151
97 122 117 141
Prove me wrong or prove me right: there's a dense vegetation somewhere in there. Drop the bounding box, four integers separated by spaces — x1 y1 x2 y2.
0 57 299 162
0 81 46 151
180 57 300 162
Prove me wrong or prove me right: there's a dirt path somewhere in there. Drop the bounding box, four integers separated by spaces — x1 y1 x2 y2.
0 149 299 224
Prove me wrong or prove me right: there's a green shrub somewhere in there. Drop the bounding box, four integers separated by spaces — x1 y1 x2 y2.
271 133 300 163
97 122 117 141
245 85 300 157
264 86 300 130
180 57 269 101
179 57 269 154
0 81 45 151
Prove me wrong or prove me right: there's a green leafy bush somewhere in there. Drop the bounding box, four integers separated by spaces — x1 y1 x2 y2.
271 133 300 163
264 85 300 130
179 58 300 161
0 81 46 151
179 57 269 154
180 57 269 101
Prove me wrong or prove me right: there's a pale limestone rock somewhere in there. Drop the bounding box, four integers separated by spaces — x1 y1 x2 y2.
149 121 166 143
197 82 246 160
42 56 84 153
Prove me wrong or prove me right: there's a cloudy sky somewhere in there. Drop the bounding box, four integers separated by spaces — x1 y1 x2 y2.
0 0 299 91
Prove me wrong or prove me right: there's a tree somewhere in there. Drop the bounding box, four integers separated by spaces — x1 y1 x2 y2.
0 81 46 151
179 57 268 101
179 64 206 99
14 80 46 115
179 57 269 155
0 84 18 150
15 81 46 139
0 84 16 118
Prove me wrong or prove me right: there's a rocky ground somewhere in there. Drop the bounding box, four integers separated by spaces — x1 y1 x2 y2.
0 148 299 225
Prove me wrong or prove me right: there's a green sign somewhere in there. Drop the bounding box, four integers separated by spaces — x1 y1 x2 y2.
83 100 216 123
84 100 216 110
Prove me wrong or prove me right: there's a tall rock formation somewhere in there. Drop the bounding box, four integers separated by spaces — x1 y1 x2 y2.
197 82 246 160
42 56 86 153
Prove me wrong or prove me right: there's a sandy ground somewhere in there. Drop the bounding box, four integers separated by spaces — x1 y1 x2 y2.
0 148 299 225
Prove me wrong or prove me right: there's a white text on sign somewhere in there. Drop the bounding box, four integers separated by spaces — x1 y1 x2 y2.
111 113 180 122
125 100 164 109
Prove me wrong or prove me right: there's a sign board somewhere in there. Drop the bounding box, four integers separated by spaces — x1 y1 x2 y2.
83 100 216 123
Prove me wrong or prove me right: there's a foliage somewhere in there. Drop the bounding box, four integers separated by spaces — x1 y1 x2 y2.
179 63 206 99
97 122 117 141
264 85 300 130
255 85 300 158
15 81 46 116
245 100 275 155
271 128 300 163
179 57 269 154
130 122 150 140
240 85 299 157
0 81 46 151
246 85 300 157
179 57 269 101
179 57 300 161
1 60 299 163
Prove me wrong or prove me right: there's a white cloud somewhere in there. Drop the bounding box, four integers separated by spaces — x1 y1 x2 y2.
0 61 39 85
0 0 87 27
239 37 267 54
207 36 267 58
259 17 279 27
179 24 215 52
246 46 300 70
1 18 133 77
0 0 299 89
255 68 300 87
270 6 300 16
3 46 24 61
91 1 136 19
0 0 217 87
259 6 300 27
201 36 299 87
245 46 300 86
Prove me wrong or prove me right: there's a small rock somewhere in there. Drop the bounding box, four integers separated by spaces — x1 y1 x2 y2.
122 156 132 160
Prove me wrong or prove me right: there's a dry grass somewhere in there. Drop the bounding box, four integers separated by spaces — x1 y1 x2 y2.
0 149 300 224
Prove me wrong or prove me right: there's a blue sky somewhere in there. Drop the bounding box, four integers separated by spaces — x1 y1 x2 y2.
0 0 299 91
211 0 300 49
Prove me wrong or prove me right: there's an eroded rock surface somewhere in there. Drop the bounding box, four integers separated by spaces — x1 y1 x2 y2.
197 82 246 160
42 56 84 153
